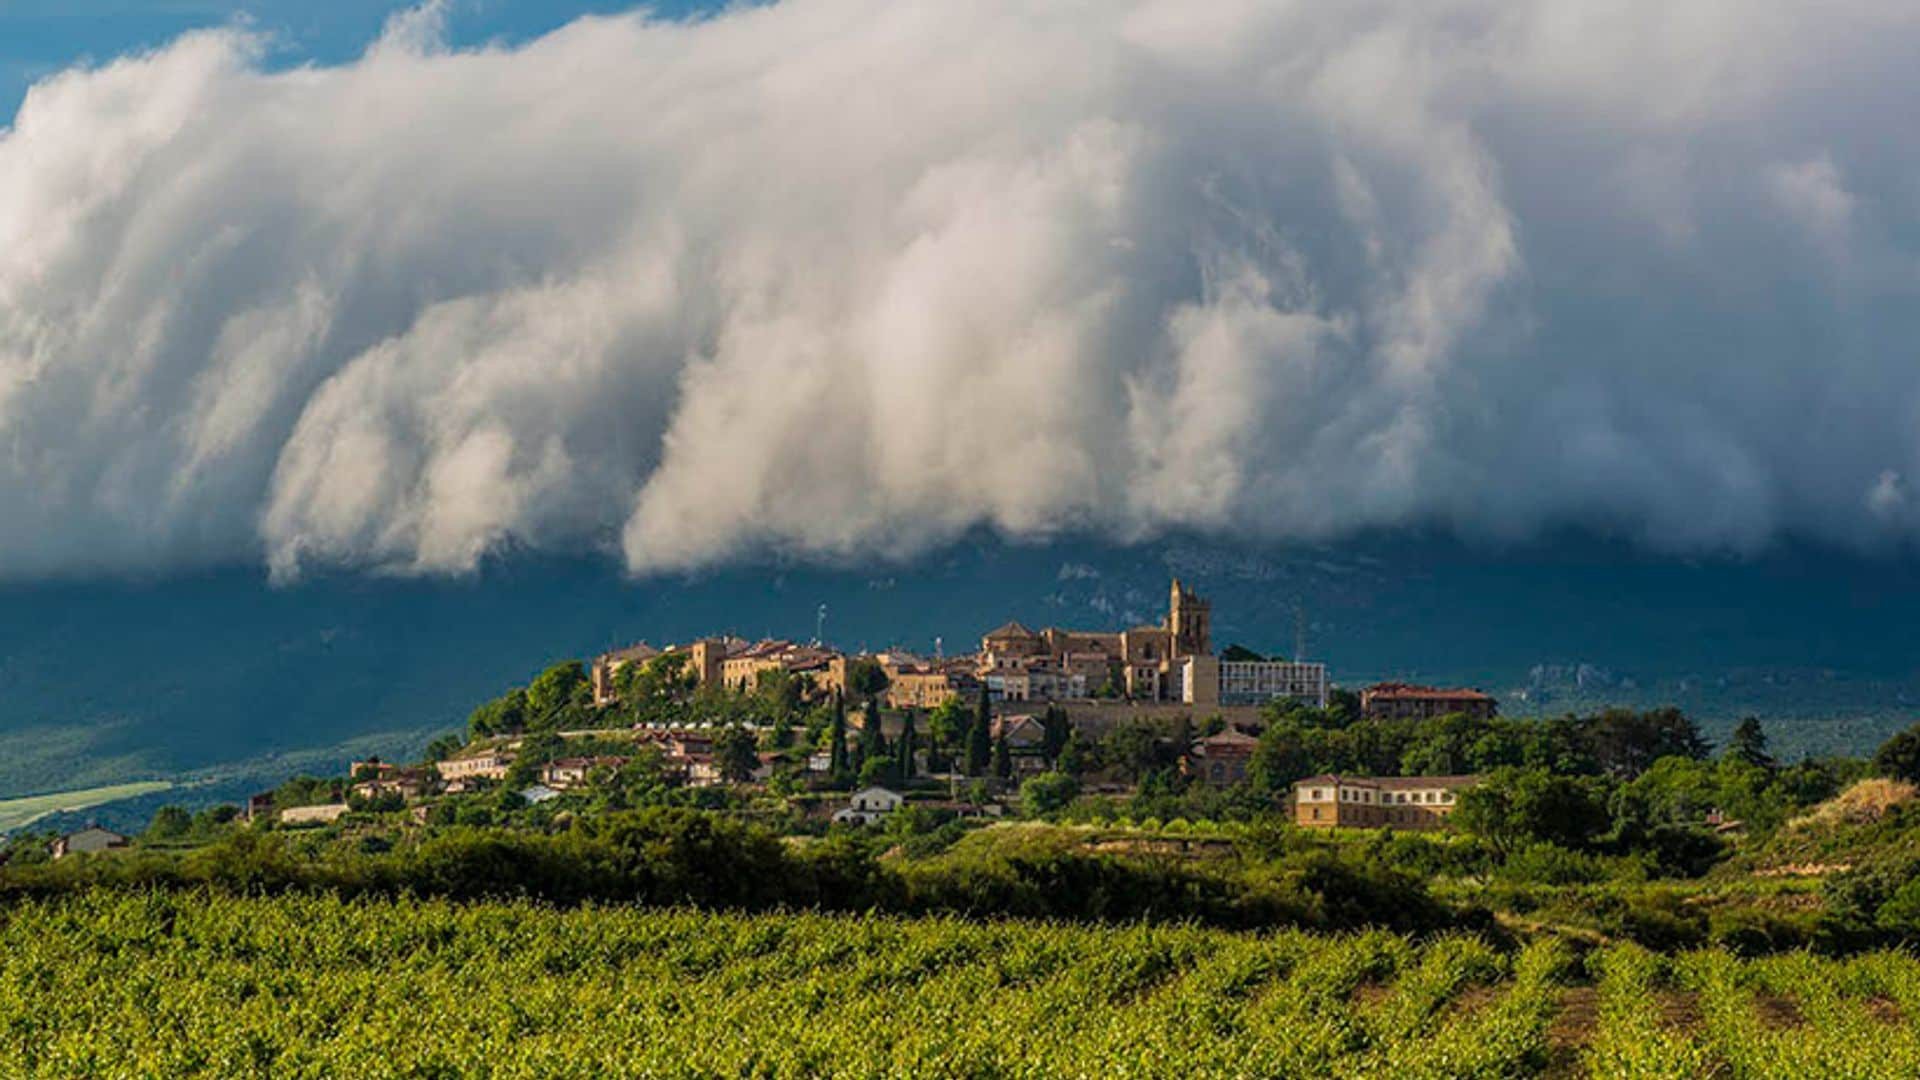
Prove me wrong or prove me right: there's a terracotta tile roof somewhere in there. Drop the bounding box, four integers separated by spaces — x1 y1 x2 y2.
1290 773 1480 789
1363 682 1494 701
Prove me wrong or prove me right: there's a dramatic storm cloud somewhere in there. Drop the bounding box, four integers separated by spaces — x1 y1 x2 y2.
1 0 1918 579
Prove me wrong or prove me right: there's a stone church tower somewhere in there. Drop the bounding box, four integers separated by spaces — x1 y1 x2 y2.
1168 579 1212 658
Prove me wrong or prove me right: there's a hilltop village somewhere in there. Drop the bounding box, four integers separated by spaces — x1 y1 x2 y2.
22 576 1920 961
188 579 1493 836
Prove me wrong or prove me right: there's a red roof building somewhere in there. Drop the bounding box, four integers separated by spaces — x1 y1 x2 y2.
1360 683 1497 721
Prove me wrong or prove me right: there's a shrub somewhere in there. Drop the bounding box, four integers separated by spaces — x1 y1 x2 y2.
1019 772 1079 817
1499 843 1613 886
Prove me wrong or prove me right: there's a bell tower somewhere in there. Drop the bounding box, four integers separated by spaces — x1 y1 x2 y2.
1168 579 1212 658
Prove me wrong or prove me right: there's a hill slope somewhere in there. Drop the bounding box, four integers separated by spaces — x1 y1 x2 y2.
4 533 1920 803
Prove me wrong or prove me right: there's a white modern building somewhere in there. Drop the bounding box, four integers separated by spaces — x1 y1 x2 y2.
832 786 904 825
1217 660 1328 708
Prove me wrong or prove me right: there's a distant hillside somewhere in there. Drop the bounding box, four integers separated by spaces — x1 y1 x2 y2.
3 532 1920 805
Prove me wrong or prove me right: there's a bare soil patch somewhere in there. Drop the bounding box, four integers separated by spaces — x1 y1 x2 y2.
1543 988 1598 1079
1660 990 1705 1033
1862 996 1905 1024
1753 994 1806 1029
1351 983 1391 1007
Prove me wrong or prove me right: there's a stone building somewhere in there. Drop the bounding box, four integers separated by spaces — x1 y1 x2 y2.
976 580 1324 710
977 580 1212 702
1188 729 1260 786
1360 683 1498 721
589 642 662 706
437 749 516 788
718 640 847 697
1292 774 1480 830
591 637 744 707
50 826 129 860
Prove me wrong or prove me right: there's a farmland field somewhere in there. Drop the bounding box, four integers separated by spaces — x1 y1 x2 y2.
0 780 173 834
0 892 1915 1077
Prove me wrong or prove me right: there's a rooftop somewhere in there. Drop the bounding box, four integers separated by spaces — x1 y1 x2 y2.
1363 682 1494 701
1293 773 1481 790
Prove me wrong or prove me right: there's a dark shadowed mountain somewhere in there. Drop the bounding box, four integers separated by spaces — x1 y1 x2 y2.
4 533 1920 818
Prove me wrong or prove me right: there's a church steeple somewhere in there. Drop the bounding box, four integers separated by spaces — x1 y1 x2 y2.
1168 578 1211 658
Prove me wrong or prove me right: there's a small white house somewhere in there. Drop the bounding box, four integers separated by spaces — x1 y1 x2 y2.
832 786 904 825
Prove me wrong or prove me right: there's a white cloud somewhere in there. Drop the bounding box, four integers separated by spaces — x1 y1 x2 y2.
1 0 1919 580
1766 156 1855 244
1868 470 1907 519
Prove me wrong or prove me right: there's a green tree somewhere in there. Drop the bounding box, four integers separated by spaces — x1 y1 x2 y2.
423 733 463 763
966 691 993 776
1455 767 1611 855
714 725 761 784
846 658 892 714
146 805 193 841
1102 719 1162 782
1326 687 1362 724
754 668 806 725
1057 730 1089 776
526 661 590 729
1583 707 1710 777
1019 772 1079 816
623 652 697 722
859 704 887 765
503 731 563 789
1039 704 1072 765
858 755 898 787
927 698 968 772
829 693 852 784
993 735 1012 781
1726 717 1776 770
1877 877 1920 938
468 688 530 738
1874 722 1920 783
1247 718 1315 793
897 709 918 780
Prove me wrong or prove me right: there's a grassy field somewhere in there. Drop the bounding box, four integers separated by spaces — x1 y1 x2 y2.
0 891 1916 1077
0 780 172 833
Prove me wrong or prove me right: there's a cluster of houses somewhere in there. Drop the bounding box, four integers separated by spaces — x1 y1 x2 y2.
592 581 1343 715
34 754 1483 864
815 769 1485 833
589 581 1500 735
26 580 1502 854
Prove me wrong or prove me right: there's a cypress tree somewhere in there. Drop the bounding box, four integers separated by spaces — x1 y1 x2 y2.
1728 717 1775 770
898 709 918 779
966 690 993 776
829 691 850 780
860 702 887 763
1041 704 1071 765
993 734 1012 781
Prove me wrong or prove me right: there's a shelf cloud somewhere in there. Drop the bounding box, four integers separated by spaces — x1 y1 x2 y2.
1 0 1917 579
